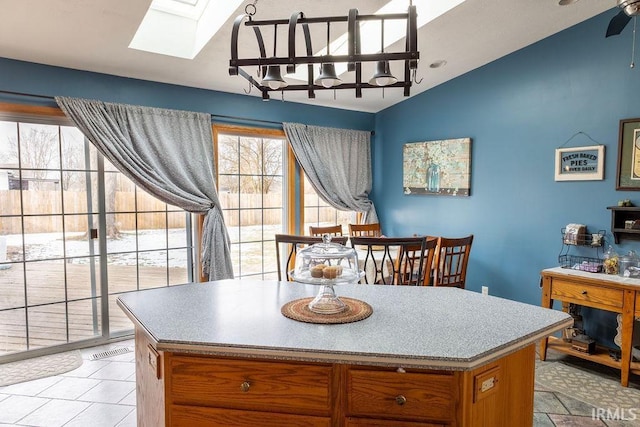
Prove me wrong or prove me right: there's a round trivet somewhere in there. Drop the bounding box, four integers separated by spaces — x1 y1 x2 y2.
281 297 373 324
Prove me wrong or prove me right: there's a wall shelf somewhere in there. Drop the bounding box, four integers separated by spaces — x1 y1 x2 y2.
607 206 640 244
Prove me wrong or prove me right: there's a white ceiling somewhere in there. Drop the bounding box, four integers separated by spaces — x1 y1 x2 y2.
0 0 614 113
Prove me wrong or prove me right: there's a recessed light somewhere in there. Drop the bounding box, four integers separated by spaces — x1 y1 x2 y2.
429 60 447 68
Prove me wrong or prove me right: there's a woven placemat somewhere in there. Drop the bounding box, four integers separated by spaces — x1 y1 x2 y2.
281 297 373 324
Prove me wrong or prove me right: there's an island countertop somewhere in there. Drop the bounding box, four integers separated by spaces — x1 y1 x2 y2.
117 279 571 371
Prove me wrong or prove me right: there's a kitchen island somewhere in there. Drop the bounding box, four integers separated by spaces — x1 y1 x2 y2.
117 280 572 427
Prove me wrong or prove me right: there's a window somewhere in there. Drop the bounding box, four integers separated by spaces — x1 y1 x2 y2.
0 103 195 358
213 124 357 279
214 125 288 280
302 174 355 236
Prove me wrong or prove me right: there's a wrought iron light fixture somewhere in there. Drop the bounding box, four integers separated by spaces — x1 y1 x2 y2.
229 2 419 100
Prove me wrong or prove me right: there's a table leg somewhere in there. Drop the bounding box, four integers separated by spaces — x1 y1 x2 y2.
620 290 635 387
540 277 553 361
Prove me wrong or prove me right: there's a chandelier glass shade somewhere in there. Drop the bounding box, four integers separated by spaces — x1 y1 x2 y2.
261 65 288 89
315 63 342 88
369 60 398 86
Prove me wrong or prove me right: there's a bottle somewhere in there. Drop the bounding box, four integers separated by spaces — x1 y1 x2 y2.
603 245 619 275
427 163 440 193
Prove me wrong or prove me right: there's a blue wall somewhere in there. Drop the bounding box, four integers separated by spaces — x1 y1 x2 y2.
0 58 374 131
373 9 640 343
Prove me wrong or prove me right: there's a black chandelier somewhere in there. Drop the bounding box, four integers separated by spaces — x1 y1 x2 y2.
229 2 419 100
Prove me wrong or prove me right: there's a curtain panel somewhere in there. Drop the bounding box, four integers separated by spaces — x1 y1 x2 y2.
55 97 233 280
283 122 378 223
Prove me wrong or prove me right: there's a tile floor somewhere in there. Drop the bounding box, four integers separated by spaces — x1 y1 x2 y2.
0 339 136 427
0 340 638 426
534 348 640 427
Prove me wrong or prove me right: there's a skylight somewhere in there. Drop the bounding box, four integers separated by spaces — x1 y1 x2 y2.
129 0 244 59
286 0 466 82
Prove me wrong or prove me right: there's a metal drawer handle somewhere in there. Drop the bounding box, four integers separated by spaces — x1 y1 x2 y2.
581 290 588 295
395 395 407 406
240 381 251 392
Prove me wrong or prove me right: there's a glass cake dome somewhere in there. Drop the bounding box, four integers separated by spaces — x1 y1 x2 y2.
288 235 363 314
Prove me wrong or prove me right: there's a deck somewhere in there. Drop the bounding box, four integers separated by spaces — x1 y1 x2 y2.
0 261 189 356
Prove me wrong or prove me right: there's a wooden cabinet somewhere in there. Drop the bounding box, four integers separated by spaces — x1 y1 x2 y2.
166 355 333 426
607 206 640 244
169 356 332 414
345 419 444 427
135 334 536 427
549 279 624 311
540 268 640 387
346 369 454 423
170 405 331 427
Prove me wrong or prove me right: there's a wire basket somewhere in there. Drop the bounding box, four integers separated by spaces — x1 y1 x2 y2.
558 255 603 273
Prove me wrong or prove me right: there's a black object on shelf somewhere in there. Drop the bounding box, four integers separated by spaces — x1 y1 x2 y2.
607 206 640 244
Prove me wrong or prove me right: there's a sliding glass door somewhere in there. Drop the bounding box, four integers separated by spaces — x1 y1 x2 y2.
0 121 104 356
0 109 195 360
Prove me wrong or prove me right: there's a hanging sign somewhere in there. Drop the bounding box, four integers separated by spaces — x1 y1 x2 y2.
554 145 605 181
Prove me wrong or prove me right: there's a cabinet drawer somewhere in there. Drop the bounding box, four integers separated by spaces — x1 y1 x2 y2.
171 404 330 427
551 280 623 310
347 369 454 422
169 356 332 414
636 293 640 316
346 418 444 427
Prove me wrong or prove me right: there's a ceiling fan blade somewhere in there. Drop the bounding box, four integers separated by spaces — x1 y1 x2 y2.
606 10 632 37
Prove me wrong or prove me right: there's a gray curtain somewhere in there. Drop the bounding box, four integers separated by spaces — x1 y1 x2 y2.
283 122 378 223
55 97 233 281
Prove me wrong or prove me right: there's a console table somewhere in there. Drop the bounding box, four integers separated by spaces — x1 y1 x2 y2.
540 267 640 387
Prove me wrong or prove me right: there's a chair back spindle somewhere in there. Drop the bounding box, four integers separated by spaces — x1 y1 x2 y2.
309 225 343 236
348 223 382 237
433 235 474 288
350 236 429 285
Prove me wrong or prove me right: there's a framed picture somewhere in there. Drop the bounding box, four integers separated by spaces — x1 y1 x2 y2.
403 138 471 196
616 118 640 190
554 145 604 181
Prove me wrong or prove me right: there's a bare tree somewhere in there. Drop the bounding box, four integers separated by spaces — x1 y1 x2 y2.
8 124 122 238
8 127 59 189
60 128 86 191
217 135 282 193
104 167 121 239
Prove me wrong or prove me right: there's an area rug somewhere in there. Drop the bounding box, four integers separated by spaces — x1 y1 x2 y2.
536 361 640 411
0 350 83 386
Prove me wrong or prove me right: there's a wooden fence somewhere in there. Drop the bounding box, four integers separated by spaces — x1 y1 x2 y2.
0 190 323 233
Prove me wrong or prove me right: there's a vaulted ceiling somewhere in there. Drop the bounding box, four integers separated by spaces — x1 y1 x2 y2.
0 0 614 112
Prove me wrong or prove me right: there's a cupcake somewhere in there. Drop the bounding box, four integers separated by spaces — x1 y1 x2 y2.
322 265 343 279
310 264 327 278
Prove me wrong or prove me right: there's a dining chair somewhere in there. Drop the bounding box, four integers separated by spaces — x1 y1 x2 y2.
397 236 439 286
348 223 382 237
432 235 474 288
350 236 429 285
275 234 349 281
309 224 343 237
